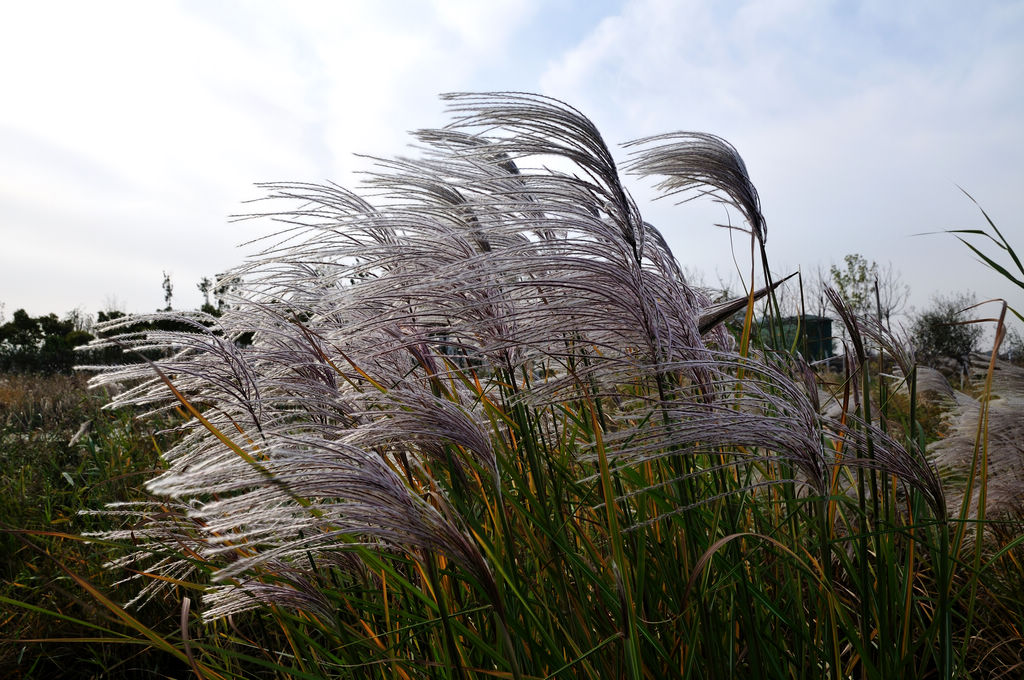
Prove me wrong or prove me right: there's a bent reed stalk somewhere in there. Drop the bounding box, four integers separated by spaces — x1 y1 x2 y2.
78 93 977 679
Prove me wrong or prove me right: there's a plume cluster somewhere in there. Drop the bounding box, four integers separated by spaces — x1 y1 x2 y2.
83 92 934 625
929 356 1024 518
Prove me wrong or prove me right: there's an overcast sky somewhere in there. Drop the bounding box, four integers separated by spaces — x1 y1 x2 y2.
2 0 1022 331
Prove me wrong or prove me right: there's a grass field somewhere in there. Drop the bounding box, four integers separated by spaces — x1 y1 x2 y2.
0 373 191 678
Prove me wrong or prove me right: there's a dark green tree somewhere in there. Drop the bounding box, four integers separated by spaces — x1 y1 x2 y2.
197 276 221 316
213 273 237 313
911 292 983 365
162 271 174 311
0 309 95 373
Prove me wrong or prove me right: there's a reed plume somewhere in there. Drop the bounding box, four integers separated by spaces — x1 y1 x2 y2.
81 94 945 676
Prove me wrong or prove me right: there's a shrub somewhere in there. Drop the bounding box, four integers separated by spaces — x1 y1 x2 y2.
0 309 94 374
911 292 983 365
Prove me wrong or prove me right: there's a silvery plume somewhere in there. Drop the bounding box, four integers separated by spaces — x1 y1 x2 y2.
81 92 940 623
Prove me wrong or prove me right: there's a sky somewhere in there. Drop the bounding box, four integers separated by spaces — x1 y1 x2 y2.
2 0 1022 333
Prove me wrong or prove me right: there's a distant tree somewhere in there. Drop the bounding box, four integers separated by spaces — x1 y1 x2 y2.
829 254 910 329
0 309 95 373
198 277 212 304
96 309 126 324
1 309 43 351
197 276 222 316
681 265 736 304
911 293 983 366
197 277 213 310
162 271 174 311
773 265 830 320
213 273 238 313
102 294 126 317
802 265 830 318
65 307 94 333
829 254 875 319
0 277 253 375
1002 325 1024 365
874 261 911 329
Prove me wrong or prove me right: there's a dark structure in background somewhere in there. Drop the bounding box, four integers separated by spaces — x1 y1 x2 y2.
759 315 834 362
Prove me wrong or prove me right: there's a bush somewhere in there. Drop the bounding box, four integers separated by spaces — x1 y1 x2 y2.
911 292 983 365
1002 324 1024 364
0 310 96 374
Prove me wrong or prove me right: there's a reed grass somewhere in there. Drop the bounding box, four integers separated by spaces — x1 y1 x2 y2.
5 93 1023 678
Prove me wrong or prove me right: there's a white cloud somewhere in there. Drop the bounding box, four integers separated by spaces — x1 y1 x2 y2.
0 3 326 311
430 0 540 52
539 0 1024 315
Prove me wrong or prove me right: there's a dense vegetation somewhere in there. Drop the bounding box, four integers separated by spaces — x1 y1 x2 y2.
0 373 188 677
3 93 1023 679
0 309 97 374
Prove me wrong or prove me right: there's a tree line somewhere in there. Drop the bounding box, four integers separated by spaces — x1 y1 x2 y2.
713 252 1016 367
0 274 235 374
